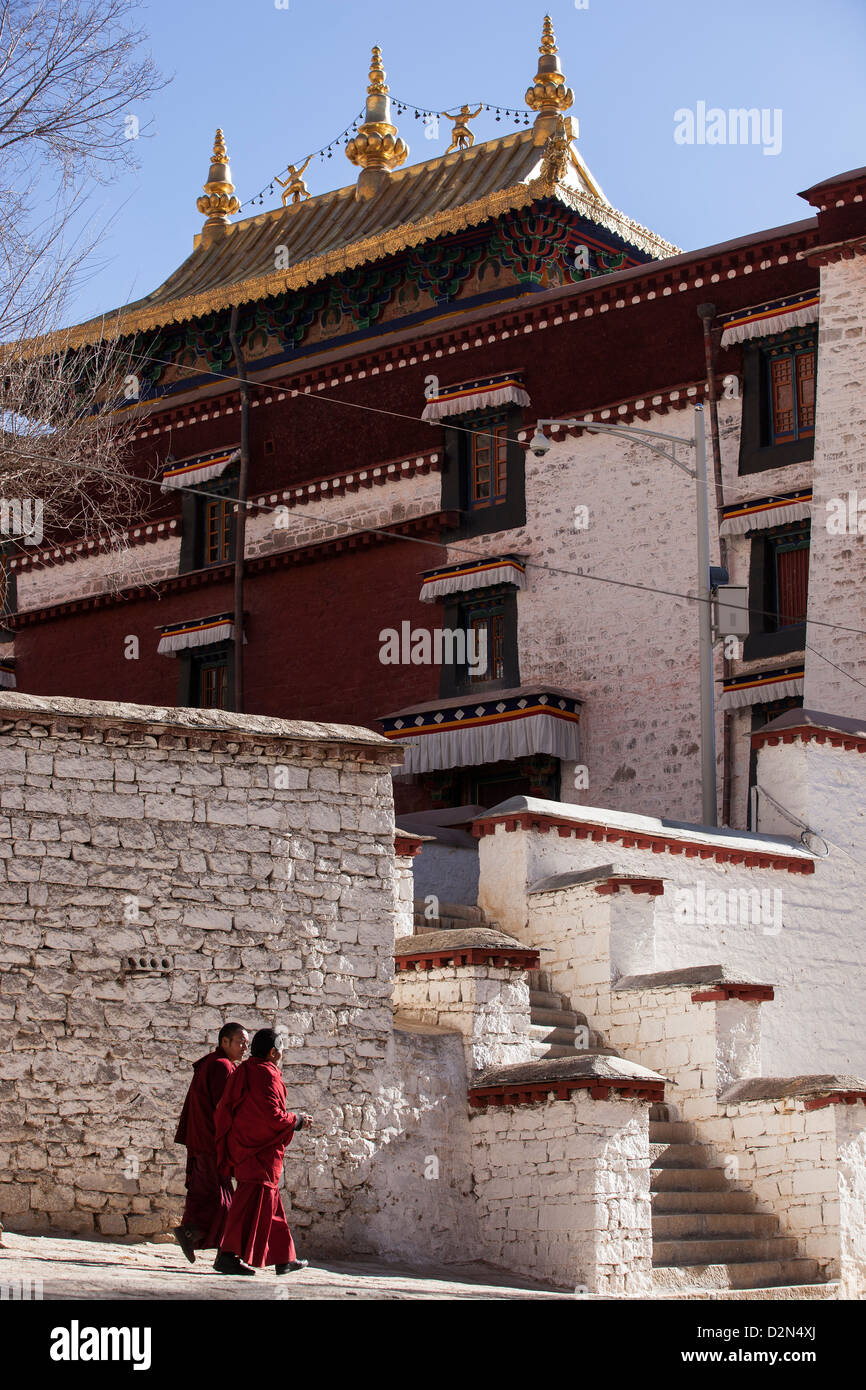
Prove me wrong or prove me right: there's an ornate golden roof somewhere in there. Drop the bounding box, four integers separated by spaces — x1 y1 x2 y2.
59 127 678 347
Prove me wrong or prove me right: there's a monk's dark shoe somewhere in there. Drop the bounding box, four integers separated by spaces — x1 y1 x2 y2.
213 1251 256 1276
173 1225 197 1265
275 1260 309 1274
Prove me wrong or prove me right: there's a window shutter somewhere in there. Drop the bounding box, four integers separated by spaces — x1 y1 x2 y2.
776 545 809 625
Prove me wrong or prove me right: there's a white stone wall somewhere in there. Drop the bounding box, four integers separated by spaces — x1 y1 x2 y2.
0 694 403 1249
393 962 532 1075
393 854 415 939
698 1098 866 1296
469 1094 653 1294
804 256 866 716
344 1020 479 1264
477 734 866 1077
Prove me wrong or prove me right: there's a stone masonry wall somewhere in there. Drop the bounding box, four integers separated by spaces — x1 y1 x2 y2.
0 692 402 1251
393 962 533 1075
804 255 866 717
469 1094 653 1294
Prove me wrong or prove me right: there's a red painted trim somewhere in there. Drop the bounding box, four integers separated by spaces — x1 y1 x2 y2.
10 518 181 572
394 834 425 858
472 809 814 875
468 1076 665 1109
594 877 665 896
752 725 866 755
803 1091 866 1111
691 985 775 1003
395 947 540 972
254 450 441 511
9 510 459 629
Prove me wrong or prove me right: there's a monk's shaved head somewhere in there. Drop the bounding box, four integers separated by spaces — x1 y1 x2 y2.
250 1028 280 1058
218 1022 246 1045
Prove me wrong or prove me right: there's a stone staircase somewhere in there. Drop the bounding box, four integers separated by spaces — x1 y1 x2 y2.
413 900 491 933
649 1109 835 1297
528 970 616 1061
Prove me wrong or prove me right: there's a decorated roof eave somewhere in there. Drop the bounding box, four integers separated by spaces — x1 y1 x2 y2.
50 173 680 351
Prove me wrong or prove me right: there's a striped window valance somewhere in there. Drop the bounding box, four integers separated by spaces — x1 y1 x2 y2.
157 613 235 655
420 373 530 422
381 687 581 775
0 660 15 689
720 487 812 536
719 292 819 348
720 665 805 711
419 555 527 603
160 448 240 492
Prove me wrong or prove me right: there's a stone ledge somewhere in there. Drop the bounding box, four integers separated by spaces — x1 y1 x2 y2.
469 1054 666 1108
395 928 539 972
615 965 775 1002
720 1075 866 1110
0 691 397 758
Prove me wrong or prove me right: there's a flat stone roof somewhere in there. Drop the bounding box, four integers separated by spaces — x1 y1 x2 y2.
396 928 523 955
0 691 398 755
616 965 770 992
473 1054 665 1089
719 1075 866 1105
478 794 813 860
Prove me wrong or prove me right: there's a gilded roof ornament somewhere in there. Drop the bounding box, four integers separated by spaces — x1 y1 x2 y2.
526 15 575 143
196 129 240 243
539 114 570 185
346 45 409 201
444 104 483 154
276 155 312 209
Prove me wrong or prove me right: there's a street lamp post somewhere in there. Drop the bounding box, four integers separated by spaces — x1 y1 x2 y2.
528 405 718 826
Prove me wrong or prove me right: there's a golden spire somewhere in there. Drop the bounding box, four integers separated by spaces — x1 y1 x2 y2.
346 46 409 201
526 15 576 144
196 128 240 243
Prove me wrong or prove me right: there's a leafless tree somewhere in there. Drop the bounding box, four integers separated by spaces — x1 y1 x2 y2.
0 0 168 561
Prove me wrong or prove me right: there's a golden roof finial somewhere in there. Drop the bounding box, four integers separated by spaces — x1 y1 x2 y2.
196 128 240 243
346 45 409 201
526 15 575 144
367 45 388 96
540 14 558 54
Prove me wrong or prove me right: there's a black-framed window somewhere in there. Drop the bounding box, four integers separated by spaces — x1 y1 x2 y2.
738 329 817 475
179 471 238 573
439 585 519 696
178 643 234 711
743 520 810 661
441 407 526 539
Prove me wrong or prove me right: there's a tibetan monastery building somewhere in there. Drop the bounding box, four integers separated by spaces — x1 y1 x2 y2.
5 19 866 829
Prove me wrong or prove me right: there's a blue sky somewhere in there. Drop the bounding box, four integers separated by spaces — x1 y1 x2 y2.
65 0 866 324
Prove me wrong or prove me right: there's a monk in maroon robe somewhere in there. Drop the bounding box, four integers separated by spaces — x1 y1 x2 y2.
173 1022 249 1263
213 1028 312 1276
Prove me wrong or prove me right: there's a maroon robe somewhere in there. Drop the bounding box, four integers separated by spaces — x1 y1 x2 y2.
175 1051 236 1248
214 1056 301 1267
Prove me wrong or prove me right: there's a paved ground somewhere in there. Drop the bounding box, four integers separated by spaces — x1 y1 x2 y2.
0 1231 567 1300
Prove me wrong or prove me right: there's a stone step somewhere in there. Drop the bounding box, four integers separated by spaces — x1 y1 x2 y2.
648 1121 697 1144
652 1190 757 1214
651 1258 822 1292
529 989 564 1012
654 1212 777 1240
651 1281 838 1301
529 1006 586 1029
654 1236 799 1267
528 1024 582 1048
651 1167 730 1192
413 914 503 934
651 1143 711 1169
413 901 485 922
528 1042 587 1060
